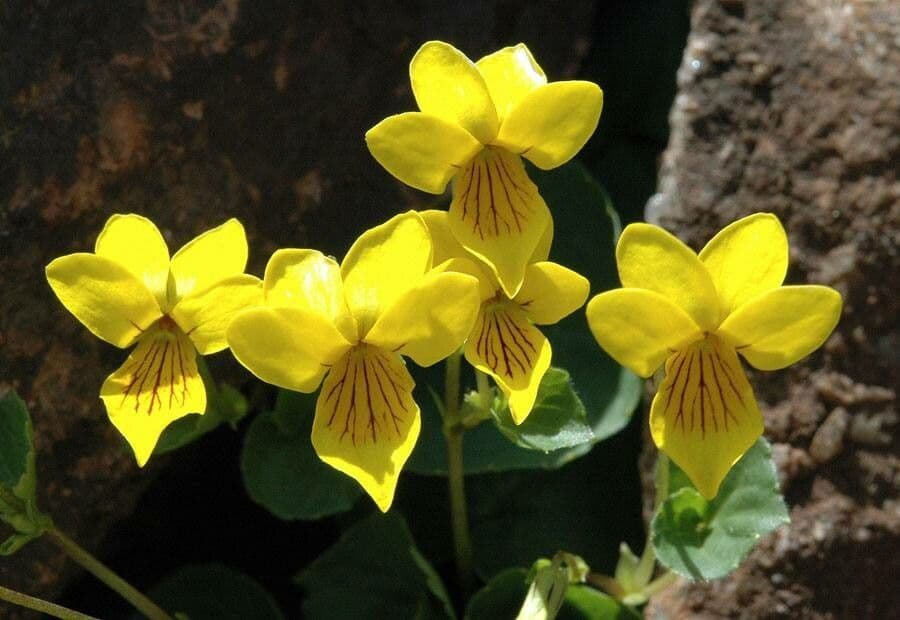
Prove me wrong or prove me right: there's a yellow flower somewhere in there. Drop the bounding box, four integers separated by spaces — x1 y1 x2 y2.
421 210 589 424
226 212 481 511
586 213 842 498
46 214 262 466
366 41 603 298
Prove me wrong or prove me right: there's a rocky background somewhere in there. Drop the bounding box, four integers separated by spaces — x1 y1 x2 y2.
645 1 899 618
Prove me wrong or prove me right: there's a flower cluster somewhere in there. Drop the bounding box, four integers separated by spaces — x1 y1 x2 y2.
45 41 841 513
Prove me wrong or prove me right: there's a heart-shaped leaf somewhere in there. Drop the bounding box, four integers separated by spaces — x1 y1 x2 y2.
651 438 790 580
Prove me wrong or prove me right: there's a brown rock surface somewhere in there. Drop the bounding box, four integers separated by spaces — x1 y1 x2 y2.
645 0 899 618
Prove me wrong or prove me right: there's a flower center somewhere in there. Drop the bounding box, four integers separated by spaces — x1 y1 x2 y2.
157 315 177 331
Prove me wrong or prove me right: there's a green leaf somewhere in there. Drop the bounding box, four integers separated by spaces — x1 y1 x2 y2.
407 160 641 475
492 368 594 452
143 564 284 620
155 369 249 455
466 447 633 580
0 391 33 489
0 532 40 556
561 586 641 620
465 569 527 620
465 569 638 620
651 438 790 580
0 391 50 554
296 512 455 619
240 390 362 521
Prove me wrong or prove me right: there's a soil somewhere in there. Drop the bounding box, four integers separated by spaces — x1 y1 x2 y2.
645 1 899 618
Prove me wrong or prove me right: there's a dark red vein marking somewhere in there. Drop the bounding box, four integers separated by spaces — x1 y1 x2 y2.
323 347 413 447
453 148 540 241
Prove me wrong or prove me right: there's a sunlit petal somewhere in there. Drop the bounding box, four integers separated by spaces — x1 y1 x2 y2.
170 219 248 302
410 41 499 143
264 249 358 342
493 81 603 170
650 336 763 499
312 345 420 512
94 214 170 308
366 270 480 367
475 43 546 122
170 274 263 355
366 112 483 194
449 147 551 297
465 302 552 424
616 223 720 330
419 209 496 299
586 289 703 378
699 213 788 316
341 211 432 335
226 306 351 393
718 285 842 371
46 253 162 348
515 261 589 325
101 326 206 466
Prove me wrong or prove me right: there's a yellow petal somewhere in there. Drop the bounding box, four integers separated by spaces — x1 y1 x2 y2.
448 147 551 297
649 336 763 499
410 40 499 144
312 345 421 512
101 326 206 466
46 253 163 348
530 214 554 263
264 249 358 342
422 207 551 272
341 211 432 335
616 223 720 330
169 218 248 302
699 213 788 316
366 112 483 194
475 43 546 122
420 209 466 265
717 285 842 371
226 306 351 393
465 302 552 424
434 257 497 302
586 289 703 378
170 274 263 355
493 81 603 170
515 261 589 325
419 209 496 300
366 270 481 367
94 214 170 308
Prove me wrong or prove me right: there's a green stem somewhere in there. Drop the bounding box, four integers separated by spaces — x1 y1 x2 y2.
46 528 172 620
443 351 475 596
635 453 671 587
475 369 492 412
654 452 670 512
0 585 99 620
444 351 462 424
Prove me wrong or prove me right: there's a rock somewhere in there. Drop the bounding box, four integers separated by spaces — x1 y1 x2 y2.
771 442 815 486
808 408 850 465
645 0 899 617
